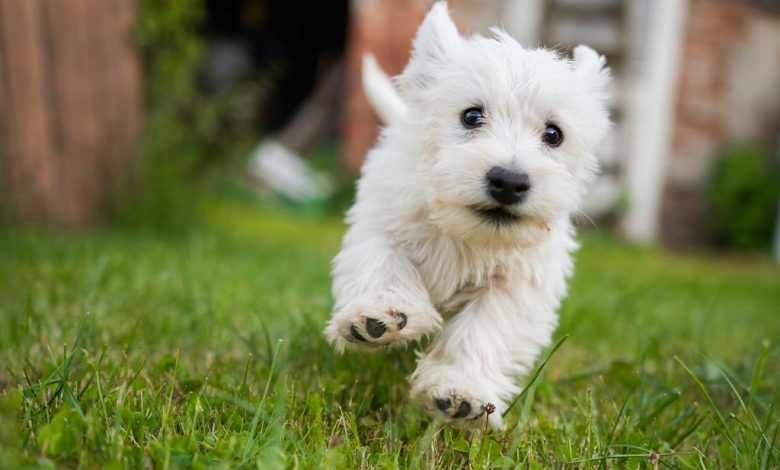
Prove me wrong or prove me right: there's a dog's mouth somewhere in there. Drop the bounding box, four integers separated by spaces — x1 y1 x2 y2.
471 206 520 226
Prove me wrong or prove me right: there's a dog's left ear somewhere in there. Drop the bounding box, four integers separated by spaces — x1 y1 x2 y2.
399 2 462 94
572 45 610 96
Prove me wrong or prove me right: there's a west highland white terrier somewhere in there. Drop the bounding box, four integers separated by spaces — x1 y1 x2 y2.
325 2 610 429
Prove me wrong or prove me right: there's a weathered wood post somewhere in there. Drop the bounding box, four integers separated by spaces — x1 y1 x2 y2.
0 0 142 228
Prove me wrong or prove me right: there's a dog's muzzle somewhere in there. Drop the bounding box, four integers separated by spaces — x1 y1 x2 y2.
471 205 520 226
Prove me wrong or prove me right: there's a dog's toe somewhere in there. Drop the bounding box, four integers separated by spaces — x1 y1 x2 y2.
435 397 451 412
349 324 367 342
365 317 387 338
387 310 408 331
454 400 472 418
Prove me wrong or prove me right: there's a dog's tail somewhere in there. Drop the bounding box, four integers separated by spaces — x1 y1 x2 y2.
362 53 406 124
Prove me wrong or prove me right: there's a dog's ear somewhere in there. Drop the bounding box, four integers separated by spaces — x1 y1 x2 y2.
572 45 610 96
398 2 461 93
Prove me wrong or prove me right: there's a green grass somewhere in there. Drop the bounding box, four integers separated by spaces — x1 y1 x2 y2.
1 196 779 468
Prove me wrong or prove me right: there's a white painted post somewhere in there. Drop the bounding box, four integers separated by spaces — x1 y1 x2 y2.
622 0 689 243
500 0 545 47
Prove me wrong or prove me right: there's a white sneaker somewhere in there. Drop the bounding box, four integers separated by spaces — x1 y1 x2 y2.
247 139 332 202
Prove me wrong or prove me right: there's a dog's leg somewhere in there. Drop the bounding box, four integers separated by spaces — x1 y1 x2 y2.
409 283 557 429
325 235 442 352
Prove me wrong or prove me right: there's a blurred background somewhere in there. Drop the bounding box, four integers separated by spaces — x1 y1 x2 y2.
0 0 778 255
1 3 778 466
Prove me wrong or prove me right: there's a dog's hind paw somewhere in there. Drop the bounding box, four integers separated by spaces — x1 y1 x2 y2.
417 390 502 429
410 366 506 429
434 395 481 420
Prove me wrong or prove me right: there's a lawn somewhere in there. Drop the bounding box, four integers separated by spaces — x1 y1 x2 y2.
1 196 778 468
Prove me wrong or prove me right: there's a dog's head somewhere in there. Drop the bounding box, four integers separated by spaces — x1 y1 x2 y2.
392 2 610 246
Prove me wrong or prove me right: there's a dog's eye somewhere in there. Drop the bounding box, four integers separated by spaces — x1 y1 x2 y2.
461 107 484 129
542 123 563 147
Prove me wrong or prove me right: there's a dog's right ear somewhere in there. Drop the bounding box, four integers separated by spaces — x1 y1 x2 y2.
398 2 461 94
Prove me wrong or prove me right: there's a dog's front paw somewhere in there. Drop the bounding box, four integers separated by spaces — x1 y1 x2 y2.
325 293 440 352
340 305 409 347
410 365 506 429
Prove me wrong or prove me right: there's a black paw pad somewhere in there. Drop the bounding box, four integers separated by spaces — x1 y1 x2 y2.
396 312 408 330
350 325 366 342
365 318 386 338
435 397 451 412
453 401 471 418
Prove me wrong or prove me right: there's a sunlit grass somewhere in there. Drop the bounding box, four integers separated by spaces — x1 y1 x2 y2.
1 197 778 468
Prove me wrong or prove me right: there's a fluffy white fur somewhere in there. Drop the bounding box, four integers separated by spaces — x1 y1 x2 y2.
324 2 610 429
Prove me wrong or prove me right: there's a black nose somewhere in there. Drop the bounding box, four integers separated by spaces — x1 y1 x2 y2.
485 166 531 205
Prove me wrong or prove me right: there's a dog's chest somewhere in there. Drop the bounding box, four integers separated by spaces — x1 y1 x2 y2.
400 236 516 314
395 224 574 316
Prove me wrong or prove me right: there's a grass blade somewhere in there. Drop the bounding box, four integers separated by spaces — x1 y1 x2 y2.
675 356 742 460
242 338 283 460
503 334 568 418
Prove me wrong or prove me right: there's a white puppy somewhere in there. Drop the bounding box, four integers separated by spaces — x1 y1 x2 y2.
325 2 610 429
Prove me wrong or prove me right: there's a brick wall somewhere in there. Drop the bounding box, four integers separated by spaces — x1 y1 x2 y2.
341 0 429 173
661 0 780 246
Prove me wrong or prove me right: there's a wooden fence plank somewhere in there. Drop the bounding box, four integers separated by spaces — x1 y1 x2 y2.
0 0 141 228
